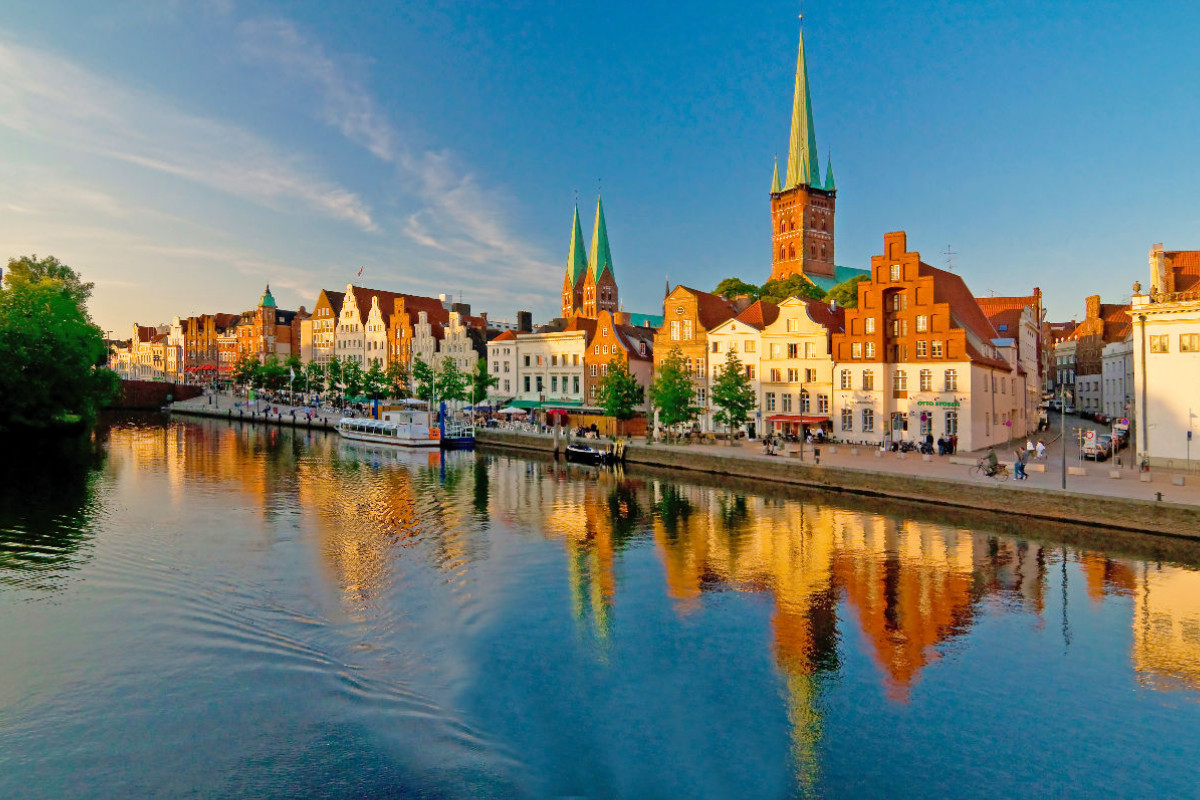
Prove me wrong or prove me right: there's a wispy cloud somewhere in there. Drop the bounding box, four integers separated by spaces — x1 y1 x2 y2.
0 36 376 231
235 17 559 292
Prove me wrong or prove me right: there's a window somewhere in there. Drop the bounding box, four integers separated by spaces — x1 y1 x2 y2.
851 342 863 359
865 317 875 334
787 318 799 333
670 321 680 341
551 376 558 392
744 341 755 353
840 369 852 389
800 391 810 413
524 376 531 392
682 320 694 340
920 369 932 392
894 371 908 392
524 355 531 367
805 368 818 382
842 408 854 431
696 359 706 377
782 393 792 412
601 326 608 336
574 376 580 394
916 315 928 332
818 394 829 414
944 369 958 391
788 343 799 359
504 380 510 392
1150 335 1168 353
746 365 756 380
863 370 875 391
805 342 817 358
602 345 608 355
493 361 500 374
1182 334 1200 352
932 340 944 358
865 342 876 359
551 354 558 366
590 364 597 377
862 408 875 432
536 376 543 392
916 340 927 358
787 368 799 382
766 392 776 411
890 264 901 281
712 341 720 353
770 368 782 382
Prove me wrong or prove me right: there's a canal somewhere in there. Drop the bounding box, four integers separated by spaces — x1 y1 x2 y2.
2 415 1199 798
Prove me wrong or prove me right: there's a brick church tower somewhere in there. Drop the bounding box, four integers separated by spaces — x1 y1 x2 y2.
561 195 619 319
769 27 836 283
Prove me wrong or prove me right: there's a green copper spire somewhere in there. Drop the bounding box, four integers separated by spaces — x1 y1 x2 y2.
259 284 276 308
823 153 835 191
784 28 821 189
771 156 781 194
565 205 588 286
588 194 614 280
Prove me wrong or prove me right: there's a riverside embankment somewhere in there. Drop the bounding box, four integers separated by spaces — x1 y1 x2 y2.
477 428 1200 539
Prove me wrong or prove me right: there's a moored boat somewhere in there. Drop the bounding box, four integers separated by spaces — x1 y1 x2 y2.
564 442 613 464
336 403 440 447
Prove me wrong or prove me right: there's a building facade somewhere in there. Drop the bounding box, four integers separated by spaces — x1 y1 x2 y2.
759 297 844 439
583 310 654 407
655 286 740 431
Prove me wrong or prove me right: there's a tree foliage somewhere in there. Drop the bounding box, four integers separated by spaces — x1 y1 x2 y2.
710 350 757 437
412 358 435 403
471 358 498 405
385 361 410 400
823 274 869 308
437 358 468 404
232 354 259 387
649 346 697 432
259 356 288 390
597 358 645 425
341 359 364 398
0 260 116 428
363 361 387 400
713 277 760 301
304 361 325 393
758 274 825 305
5 254 95 313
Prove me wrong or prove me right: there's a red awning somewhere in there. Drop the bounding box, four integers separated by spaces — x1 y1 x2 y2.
766 415 829 424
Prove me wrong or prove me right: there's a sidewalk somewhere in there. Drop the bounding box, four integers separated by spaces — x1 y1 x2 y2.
170 391 341 429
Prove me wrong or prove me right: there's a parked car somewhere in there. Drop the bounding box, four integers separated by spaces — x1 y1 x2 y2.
1049 399 1063 411
1093 413 1109 425
1063 404 1076 415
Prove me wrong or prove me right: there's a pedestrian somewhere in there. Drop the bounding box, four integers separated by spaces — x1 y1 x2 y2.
1013 448 1028 480
1036 439 1046 460
949 434 958 454
1026 438 1034 454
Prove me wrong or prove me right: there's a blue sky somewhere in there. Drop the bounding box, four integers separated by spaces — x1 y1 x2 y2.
2 1 1198 335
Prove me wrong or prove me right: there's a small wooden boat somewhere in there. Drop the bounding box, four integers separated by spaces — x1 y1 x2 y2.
564 442 613 464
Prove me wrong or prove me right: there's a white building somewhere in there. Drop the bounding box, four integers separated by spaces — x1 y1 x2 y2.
436 311 481 375
1102 336 1134 421
1131 244 1200 467
706 302 770 437
486 320 592 410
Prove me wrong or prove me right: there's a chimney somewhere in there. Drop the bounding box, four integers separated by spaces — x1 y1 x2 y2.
1085 294 1101 321
517 310 533 333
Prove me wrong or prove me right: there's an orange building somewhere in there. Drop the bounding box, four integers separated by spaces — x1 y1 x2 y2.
583 309 655 406
655 286 741 429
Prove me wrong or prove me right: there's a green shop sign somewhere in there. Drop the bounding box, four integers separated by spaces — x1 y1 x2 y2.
916 399 961 408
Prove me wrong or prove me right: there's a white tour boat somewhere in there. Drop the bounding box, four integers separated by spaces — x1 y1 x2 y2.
336 403 440 448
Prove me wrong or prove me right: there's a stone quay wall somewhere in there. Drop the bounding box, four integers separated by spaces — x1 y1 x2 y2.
112 380 203 410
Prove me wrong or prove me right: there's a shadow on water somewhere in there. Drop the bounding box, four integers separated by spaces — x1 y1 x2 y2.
0 421 109 593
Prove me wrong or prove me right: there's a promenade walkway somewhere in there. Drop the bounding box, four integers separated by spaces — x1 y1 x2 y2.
170 391 342 429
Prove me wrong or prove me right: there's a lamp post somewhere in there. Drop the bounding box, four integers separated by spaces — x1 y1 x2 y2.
1060 382 1067 490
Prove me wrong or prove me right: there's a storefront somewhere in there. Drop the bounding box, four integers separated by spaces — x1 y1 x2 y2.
766 414 830 439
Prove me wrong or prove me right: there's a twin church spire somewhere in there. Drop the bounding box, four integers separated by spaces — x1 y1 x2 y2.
561 195 618 319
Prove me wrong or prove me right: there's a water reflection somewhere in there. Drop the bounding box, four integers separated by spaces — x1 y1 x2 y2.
0 427 107 593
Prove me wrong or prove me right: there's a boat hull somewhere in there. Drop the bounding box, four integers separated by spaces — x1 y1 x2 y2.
336 428 439 448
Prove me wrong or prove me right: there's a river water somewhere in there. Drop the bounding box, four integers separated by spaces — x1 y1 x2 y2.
2 415 1200 798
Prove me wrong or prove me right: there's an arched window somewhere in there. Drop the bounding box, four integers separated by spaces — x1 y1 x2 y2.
788 244 796 259
820 245 827 258
779 220 786 234
810 244 816 257
780 246 786 261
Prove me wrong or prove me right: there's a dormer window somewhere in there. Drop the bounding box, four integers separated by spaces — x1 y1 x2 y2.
889 264 901 281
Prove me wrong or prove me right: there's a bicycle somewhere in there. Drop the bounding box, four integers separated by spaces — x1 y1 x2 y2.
968 462 1010 481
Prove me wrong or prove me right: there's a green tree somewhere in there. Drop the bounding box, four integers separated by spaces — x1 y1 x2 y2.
470 358 498 405
342 359 364 398
823 274 869 309
385 361 410 400
710 350 757 442
758 274 824 305
325 357 344 397
412 357 435 403
363 361 387 400
597 358 645 437
5 254 95 313
649 346 698 438
0 272 117 429
437 358 468 404
233 354 259 387
304 360 325 393
285 354 303 389
713 277 760 301
259 356 288 391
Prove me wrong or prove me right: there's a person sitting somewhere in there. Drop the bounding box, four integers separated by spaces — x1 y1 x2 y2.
982 447 999 476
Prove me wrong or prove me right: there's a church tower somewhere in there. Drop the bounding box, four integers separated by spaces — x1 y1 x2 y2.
561 205 589 318
582 194 619 318
769 26 836 283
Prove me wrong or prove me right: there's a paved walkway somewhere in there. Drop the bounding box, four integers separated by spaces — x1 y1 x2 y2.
171 391 343 429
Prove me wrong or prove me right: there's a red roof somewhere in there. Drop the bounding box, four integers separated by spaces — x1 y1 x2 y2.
491 329 518 342
614 323 655 361
673 286 739 330
986 308 1025 339
734 300 780 329
1164 250 1200 293
135 325 157 343
916 263 999 343
801 298 846 333
977 295 1037 317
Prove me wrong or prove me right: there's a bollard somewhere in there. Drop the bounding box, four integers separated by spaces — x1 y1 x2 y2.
1156 492 1163 502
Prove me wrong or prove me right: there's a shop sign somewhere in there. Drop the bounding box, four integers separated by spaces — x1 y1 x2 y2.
916 399 961 408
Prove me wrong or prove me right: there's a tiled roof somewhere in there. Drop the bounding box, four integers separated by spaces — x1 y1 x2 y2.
734 300 780 329
977 295 1036 317
1101 304 1131 342
985 308 1025 338
135 325 157 343
320 290 346 315
561 315 598 335
802 298 846 333
1165 250 1200 292
491 329 518 342
965 341 1013 371
674 286 739 330
917 263 999 343
615 323 655 361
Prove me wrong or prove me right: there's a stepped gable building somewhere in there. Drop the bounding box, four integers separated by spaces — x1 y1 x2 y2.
560 195 619 320
1064 294 1130 415
583 309 655 406
235 285 308 363
832 231 1024 451
769 27 838 287
655 286 742 426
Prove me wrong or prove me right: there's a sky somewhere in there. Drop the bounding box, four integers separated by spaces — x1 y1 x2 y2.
2 0 1199 336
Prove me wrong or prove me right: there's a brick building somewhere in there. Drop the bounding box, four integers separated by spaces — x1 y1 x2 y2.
1065 294 1131 415
583 309 654 406
560 195 619 320
655 286 741 430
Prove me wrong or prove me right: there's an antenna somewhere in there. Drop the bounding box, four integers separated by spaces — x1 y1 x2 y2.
944 244 957 272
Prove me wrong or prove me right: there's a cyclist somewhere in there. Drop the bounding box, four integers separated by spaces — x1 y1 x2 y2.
979 447 999 477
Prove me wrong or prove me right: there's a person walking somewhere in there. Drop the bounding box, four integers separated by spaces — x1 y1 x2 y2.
1036 439 1047 460
1013 448 1029 480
